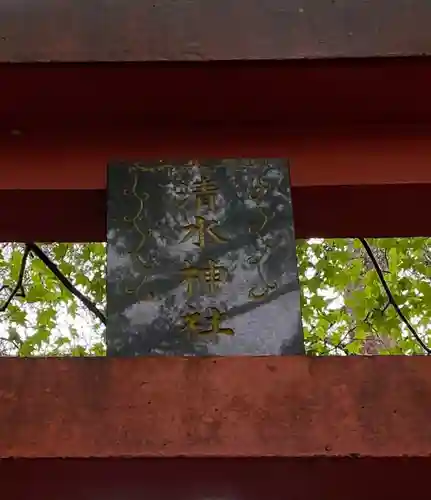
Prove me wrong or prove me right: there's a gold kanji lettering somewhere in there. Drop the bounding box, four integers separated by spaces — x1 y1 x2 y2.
191 176 218 211
180 260 227 295
181 216 227 248
182 308 234 336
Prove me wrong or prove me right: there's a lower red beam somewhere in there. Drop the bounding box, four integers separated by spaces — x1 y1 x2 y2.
1 357 431 458
1 357 430 499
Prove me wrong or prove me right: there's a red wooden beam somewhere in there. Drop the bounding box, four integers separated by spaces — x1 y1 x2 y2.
1 59 431 240
1 59 431 124
0 0 430 62
4 184 429 242
1 457 429 500
1 357 431 459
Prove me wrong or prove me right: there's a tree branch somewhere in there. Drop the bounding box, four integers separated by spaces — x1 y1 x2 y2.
326 339 351 356
0 244 30 312
359 237 431 354
27 243 106 325
0 336 21 350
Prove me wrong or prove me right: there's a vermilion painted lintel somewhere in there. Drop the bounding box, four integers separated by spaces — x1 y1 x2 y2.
1 123 431 240
1 356 430 459
1 60 431 240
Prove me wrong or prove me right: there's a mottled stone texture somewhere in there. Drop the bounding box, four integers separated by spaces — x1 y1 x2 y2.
107 159 303 356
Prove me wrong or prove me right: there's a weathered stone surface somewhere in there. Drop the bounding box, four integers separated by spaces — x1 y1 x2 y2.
107 159 303 356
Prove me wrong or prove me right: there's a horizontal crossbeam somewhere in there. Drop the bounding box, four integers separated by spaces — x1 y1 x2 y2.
1 357 430 458
1 60 430 240
0 0 430 61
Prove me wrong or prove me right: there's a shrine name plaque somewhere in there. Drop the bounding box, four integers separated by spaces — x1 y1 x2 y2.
107 159 304 356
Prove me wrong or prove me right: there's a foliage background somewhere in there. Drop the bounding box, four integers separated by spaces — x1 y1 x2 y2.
0 238 429 356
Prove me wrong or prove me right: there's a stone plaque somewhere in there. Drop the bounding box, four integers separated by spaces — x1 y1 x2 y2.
107 159 303 356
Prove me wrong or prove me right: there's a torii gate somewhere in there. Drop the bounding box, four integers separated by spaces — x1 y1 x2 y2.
0 0 430 498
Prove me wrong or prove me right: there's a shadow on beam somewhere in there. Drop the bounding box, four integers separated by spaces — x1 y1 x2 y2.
1 457 429 500
1 184 430 242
